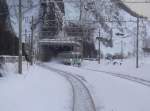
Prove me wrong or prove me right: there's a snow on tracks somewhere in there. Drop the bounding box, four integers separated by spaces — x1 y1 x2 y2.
84 68 150 87
39 64 96 111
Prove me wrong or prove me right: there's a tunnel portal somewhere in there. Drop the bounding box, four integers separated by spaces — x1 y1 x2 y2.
38 39 81 61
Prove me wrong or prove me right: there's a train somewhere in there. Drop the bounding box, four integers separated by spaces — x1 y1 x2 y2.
57 52 82 66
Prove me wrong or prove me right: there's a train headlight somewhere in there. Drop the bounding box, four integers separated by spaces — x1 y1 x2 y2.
70 58 73 62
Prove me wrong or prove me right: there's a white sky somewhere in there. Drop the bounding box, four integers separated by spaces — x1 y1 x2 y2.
122 0 150 19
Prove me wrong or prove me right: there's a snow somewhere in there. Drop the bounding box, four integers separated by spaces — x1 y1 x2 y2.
39 38 80 46
0 63 72 111
6 0 150 57
40 64 96 111
64 2 80 20
7 0 40 42
82 57 150 81
0 58 150 111
44 60 150 111
1 1 150 111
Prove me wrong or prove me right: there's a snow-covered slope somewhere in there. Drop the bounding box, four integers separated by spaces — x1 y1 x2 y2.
64 0 150 57
89 0 146 56
7 0 40 42
6 0 150 57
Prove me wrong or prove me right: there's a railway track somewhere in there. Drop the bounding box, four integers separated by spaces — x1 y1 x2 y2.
83 68 150 87
38 64 96 111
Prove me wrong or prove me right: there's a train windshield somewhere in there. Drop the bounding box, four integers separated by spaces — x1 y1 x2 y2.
58 52 81 59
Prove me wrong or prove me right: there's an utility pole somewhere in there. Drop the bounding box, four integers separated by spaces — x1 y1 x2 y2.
18 0 22 74
79 0 83 21
96 29 101 64
30 16 34 65
121 40 123 62
98 29 101 64
79 0 84 60
25 29 27 44
136 17 139 68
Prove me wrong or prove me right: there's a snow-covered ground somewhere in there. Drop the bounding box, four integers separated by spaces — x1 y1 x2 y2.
0 63 71 111
44 60 150 111
0 59 150 111
82 57 150 81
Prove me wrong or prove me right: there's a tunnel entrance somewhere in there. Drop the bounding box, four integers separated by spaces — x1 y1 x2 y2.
39 45 74 61
38 38 81 62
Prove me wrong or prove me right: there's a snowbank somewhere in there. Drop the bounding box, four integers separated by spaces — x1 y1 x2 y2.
0 63 71 111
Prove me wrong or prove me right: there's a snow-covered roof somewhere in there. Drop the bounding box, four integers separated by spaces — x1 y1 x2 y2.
39 38 80 46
